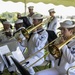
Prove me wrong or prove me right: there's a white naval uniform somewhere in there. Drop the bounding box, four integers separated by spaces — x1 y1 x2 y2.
18 33 26 53
24 28 48 75
13 29 26 53
0 56 4 72
0 40 23 73
35 39 75 75
47 17 58 34
0 28 13 42
0 28 13 72
27 16 33 25
27 13 35 25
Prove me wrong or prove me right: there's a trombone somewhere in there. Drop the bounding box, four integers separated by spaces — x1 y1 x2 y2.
27 52 49 69
5 16 75 70
5 34 75 74
20 34 75 68
20 38 57 65
13 17 50 39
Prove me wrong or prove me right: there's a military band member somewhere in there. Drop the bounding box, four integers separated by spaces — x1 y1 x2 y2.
46 8 57 43
17 13 31 28
20 14 48 75
0 21 16 74
35 20 75 75
14 19 26 53
47 8 57 34
0 21 13 42
27 6 35 25
14 19 24 30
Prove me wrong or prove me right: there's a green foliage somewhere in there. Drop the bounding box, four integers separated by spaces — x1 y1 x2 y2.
1 69 17 75
0 12 19 24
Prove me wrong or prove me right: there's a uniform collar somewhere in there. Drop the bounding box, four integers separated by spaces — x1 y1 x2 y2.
37 28 44 34
67 39 75 48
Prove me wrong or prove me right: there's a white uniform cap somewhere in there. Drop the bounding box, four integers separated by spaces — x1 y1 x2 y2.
32 14 43 19
28 6 34 9
15 19 23 24
3 21 10 25
48 8 55 13
58 20 75 29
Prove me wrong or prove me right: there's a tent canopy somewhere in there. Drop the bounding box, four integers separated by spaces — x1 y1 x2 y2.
3 0 75 6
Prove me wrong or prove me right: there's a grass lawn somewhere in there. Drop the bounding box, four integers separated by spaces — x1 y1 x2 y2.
2 64 50 75
2 69 17 75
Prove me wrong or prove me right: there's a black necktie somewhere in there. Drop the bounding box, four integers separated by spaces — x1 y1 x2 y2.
58 50 63 66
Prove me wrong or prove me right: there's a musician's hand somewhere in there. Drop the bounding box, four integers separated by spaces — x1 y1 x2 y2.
54 36 66 47
5 32 12 37
59 36 66 43
32 29 37 32
17 37 22 43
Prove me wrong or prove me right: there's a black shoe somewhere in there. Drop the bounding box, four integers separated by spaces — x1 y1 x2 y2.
9 71 14 75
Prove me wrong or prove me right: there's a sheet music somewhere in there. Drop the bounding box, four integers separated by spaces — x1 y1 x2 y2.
12 47 25 62
0 45 10 68
0 45 25 67
0 45 10 55
0 38 18 51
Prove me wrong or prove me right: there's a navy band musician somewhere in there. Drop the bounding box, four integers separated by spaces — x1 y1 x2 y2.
0 21 15 74
46 8 58 43
17 13 32 28
0 21 13 42
14 19 26 53
35 20 75 75
27 6 35 25
16 14 48 75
